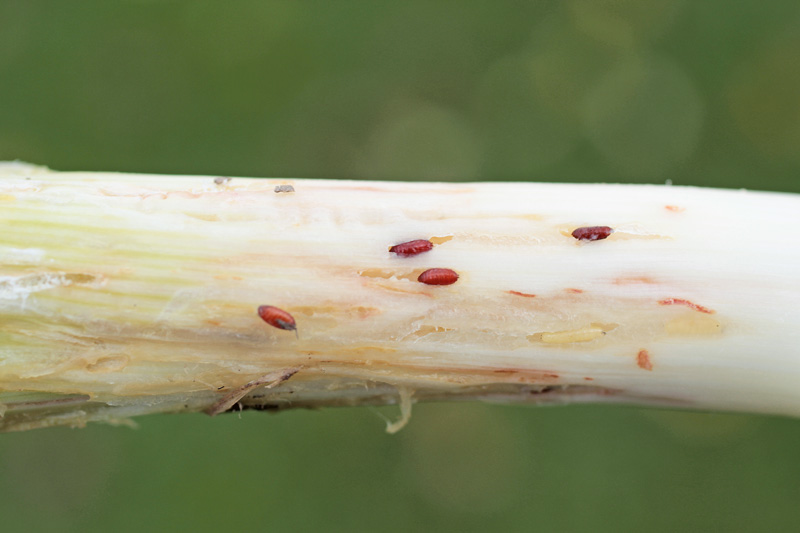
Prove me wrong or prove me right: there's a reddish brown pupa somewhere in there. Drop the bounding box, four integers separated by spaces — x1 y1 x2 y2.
418 268 459 286
572 226 614 241
258 305 298 337
389 239 433 257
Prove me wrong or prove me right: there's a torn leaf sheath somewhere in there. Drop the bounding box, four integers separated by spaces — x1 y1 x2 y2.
0 164 799 431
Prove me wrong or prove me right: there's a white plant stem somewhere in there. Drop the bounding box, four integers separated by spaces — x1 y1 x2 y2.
0 162 798 432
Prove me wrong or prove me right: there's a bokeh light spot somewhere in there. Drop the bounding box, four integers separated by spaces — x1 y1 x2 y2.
583 55 704 179
475 44 584 179
357 102 482 181
398 404 529 514
644 410 762 447
727 33 800 163
568 0 685 49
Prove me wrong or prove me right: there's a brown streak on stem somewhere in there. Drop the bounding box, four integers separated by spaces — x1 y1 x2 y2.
659 298 715 314
637 349 654 371
508 290 537 298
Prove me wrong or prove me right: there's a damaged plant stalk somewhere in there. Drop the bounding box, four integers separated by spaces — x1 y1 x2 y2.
0 162 798 433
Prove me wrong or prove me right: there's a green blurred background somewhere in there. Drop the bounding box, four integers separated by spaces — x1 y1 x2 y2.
1 1 799 531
